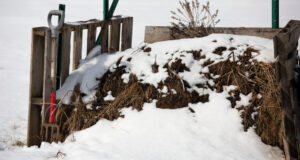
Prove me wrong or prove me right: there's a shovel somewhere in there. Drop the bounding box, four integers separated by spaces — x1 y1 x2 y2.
41 9 65 142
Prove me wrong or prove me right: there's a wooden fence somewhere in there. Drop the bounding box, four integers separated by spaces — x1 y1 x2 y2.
144 26 281 43
27 16 133 147
274 20 300 160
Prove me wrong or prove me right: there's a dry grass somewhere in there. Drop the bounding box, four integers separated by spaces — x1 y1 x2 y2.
208 47 283 148
171 0 220 37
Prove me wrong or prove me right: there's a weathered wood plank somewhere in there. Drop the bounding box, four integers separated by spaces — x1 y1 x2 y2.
275 20 300 160
110 20 121 53
121 17 133 51
27 29 45 147
72 27 83 70
63 16 130 30
144 26 172 43
145 26 281 43
100 22 109 53
27 104 41 147
42 30 52 124
60 28 71 85
31 98 43 105
87 25 97 55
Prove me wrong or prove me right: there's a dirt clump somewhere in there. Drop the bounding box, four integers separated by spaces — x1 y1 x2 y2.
213 46 227 55
168 59 190 73
143 47 152 52
186 50 205 60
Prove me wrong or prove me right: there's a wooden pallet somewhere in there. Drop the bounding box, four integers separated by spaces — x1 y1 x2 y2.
274 20 300 160
27 16 133 147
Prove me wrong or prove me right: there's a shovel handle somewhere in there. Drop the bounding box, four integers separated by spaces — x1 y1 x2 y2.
49 93 56 123
49 38 58 123
47 10 65 38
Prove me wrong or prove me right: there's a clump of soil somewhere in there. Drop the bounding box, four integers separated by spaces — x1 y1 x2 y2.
55 45 282 150
186 50 205 60
213 46 227 55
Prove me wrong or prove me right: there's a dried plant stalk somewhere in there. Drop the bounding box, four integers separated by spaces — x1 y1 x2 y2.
171 0 220 37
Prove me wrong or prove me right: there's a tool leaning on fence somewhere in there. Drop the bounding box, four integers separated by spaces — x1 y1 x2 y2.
27 0 133 146
41 9 65 142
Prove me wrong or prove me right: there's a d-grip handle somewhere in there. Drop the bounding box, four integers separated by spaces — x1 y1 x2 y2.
47 10 65 38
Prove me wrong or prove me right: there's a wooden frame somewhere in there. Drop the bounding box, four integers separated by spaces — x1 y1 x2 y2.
273 20 300 160
27 16 133 147
144 26 281 43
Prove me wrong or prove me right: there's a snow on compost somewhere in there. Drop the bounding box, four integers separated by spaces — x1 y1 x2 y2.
22 33 284 160
57 34 274 104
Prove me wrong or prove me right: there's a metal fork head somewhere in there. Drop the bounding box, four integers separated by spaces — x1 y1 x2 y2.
41 123 60 143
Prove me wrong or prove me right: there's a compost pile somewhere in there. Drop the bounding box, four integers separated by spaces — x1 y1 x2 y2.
55 35 282 149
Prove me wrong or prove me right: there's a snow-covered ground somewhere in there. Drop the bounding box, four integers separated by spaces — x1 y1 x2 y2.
1 34 284 159
0 0 299 159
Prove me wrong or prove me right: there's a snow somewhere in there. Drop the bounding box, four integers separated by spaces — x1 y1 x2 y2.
104 91 115 101
0 0 299 159
56 52 125 104
236 93 253 108
56 93 274 160
0 92 280 160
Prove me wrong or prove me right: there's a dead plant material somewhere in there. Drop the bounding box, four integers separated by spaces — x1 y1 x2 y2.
186 50 205 60
169 59 190 73
202 59 214 67
143 47 152 52
170 0 220 38
189 107 195 113
53 151 67 159
208 47 283 149
229 47 237 51
12 140 24 147
212 46 227 56
152 63 159 73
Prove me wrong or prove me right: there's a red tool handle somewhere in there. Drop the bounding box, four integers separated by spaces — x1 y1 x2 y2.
49 92 56 123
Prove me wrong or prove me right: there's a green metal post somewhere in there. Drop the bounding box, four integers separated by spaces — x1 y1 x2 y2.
104 0 109 20
272 0 279 28
56 4 65 89
108 0 119 19
96 0 119 45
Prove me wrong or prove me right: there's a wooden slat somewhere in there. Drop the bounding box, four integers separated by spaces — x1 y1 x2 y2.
100 22 109 53
109 20 121 53
87 25 97 55
121 17 133 51
60 28 71 85
63 16 129 30
27 104 41 147
31 98 43 105
42 30 52 124
72 27 83 70
275 20 300 160
27 29 45 147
